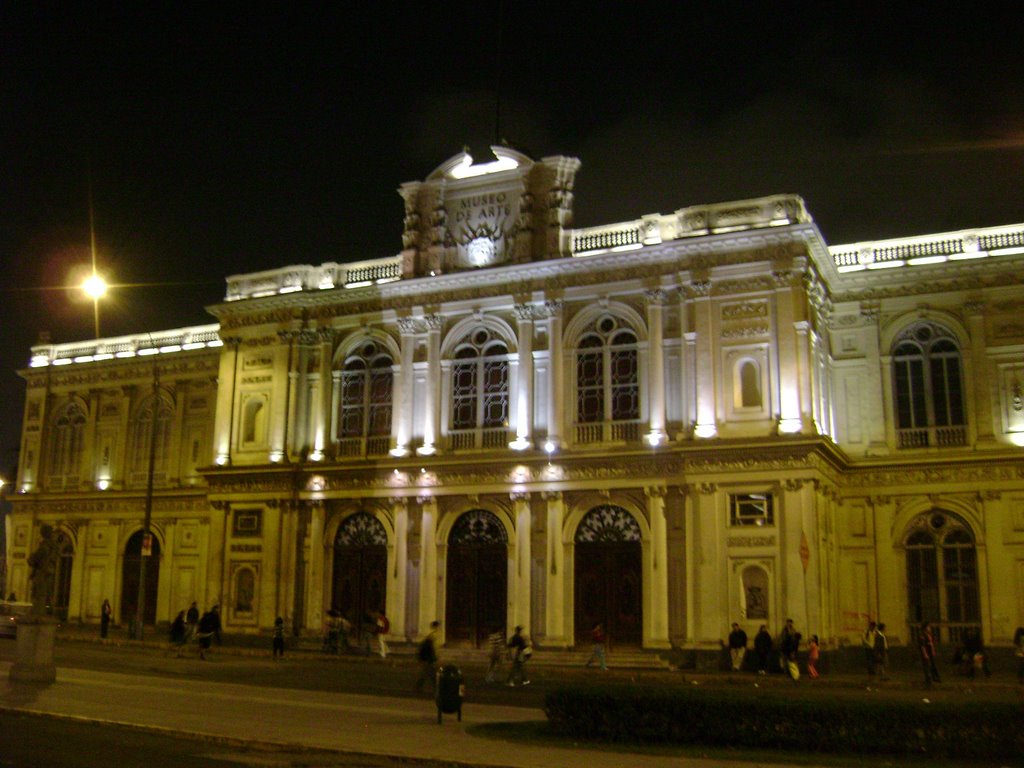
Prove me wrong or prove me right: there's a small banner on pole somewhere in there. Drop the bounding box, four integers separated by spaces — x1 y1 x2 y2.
799 531 810 573
142 532 153 557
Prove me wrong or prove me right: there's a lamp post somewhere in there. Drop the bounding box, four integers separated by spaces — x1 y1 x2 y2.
133 347 160 640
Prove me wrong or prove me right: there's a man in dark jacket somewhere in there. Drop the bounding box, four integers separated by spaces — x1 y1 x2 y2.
727 623 748 671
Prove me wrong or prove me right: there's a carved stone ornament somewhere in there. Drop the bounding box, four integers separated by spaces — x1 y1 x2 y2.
574 504 642 543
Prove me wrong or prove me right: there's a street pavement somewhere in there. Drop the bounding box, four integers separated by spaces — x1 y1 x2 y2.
0 652 830 768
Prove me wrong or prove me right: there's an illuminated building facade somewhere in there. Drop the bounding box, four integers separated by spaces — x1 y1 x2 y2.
7 147 1024 653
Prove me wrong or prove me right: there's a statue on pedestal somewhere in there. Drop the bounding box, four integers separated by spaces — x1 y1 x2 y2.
27 524 58 617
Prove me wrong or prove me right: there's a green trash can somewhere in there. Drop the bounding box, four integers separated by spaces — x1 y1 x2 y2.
435 664 464 723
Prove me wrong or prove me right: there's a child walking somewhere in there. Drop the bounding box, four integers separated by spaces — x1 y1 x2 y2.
807 634 820 679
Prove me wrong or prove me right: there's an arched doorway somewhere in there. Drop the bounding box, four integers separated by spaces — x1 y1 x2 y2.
905 511 980 645
445 509 508 648
331 512 387 640
574 504 642 646
121 530 161 624
53 531 74 621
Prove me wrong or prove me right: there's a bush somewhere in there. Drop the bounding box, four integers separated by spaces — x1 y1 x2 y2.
543 684 1023 761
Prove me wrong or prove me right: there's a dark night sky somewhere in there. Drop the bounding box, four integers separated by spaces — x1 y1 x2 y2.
1 4 1022 474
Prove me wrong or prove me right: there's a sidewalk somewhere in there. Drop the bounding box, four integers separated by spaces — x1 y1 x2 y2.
0 660 827 768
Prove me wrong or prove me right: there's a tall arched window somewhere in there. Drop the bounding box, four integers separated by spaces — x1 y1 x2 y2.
337 342 393 457
739 361 762 408
47 401 87 490
905 512 979 645
575 315 639 443
449 328 509 450
130 394 174 486
892 323 965 448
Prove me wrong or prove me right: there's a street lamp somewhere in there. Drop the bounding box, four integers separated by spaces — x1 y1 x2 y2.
81 273 108 339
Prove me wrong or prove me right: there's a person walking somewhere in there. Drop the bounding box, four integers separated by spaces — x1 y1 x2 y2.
100 599 112 639
169 610 187 657
374 610 390 659
506 626 531 686
196 605 221 660
862 620 878 678
918 621 941 687
754 624 773 675
485 628 505 683
727 622 748 672
272 616 285 658
873 623 889 680
415 621 440 693
806 634 820 679
780 618 801 681
585 622 607 670
185 601 199 642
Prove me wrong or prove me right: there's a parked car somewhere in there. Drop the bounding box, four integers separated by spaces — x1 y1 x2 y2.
0 602 32 639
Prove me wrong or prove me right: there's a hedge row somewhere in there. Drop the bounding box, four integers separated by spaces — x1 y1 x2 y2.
544 685 1023 761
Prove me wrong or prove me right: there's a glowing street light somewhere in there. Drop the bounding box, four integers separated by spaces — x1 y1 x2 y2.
81 273 108 338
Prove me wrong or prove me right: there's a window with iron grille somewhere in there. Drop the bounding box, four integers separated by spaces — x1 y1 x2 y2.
905 513 979 626
892 323 965 447
47 401 87 486
575 315 639 424
450 329 509 430
338 344 393 439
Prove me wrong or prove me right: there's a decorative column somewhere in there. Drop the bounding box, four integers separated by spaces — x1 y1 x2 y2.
511 492 532 633
84 389 100 488
965 301 996 443
645 289 667 446
780 479 811 630
213 337 240 465
311 328 334 460
417 315 442 456
388 497 409 637
682 485 696 644
167 382 186 480
794 320 816 432
773 271 802 433
416 497 438 636
293 331 315 456
545 300 564 451
542 491 566 646
692 482 718 643
511 305 534 450
690 282 717 437
306 501 325 631
646 486 670 647
391 318 417 456
268 336 291 461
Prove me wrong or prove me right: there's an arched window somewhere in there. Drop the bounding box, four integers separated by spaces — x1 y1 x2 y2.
47 401 87 489
574 315 639 443
892 323 965 448
449 328 509 449
130 393 173 486
741 566 769 620
739 361 762 408
241 396 266 447
337 342 393 457
905 512 979 645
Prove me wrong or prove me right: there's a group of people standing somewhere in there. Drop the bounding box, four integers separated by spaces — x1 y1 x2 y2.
727 619 819 681
168 602 221 658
